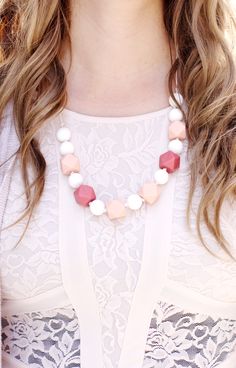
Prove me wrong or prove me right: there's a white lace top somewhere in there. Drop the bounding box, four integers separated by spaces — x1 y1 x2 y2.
1 103 236 368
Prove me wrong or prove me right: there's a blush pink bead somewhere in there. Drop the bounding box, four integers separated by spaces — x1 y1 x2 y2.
61 154 80 176
106 200 126 220
139 182 161 205
74 185 96 206
159 151 180 173
168 121 186 141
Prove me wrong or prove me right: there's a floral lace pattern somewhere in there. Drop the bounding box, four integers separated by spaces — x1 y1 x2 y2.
168 140 236 303
2 308 80 368
0 119 62 300
69 112 169 368
2 302 236 368
143 302 236 368
1 107 236 368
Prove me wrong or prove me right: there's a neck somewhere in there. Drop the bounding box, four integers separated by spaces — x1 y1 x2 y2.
61 0 174 116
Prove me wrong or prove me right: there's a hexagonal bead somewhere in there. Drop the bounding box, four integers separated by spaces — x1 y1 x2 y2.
139 182 161 205
159 151 180 173
74 184 96 206
168 121 186 141
106 200 127 220
61 154 80 176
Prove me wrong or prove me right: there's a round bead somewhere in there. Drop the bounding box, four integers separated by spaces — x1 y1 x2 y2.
89 199 106 216
168 138 184 154
169 93 184 108
56 127 71 142
168 108 184 122
60 141 74 155
154 168 169 185
68 172 83 188
126 194 143 210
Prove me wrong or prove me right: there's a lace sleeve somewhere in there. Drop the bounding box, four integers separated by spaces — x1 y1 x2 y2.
0 101 19 173
0 101 19 232
0 105 19 367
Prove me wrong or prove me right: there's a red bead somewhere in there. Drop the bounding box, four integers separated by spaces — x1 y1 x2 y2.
74 185 96 206
159 151 180 173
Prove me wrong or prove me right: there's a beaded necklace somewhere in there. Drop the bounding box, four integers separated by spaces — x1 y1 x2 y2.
56 93 186 220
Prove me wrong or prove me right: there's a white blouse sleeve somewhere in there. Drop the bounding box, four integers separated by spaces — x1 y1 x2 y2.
0 101 19 368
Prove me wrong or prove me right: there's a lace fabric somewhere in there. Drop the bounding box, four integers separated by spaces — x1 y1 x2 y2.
69 109 170 367
168 144 236 303
0 119 62 300
2 302 236 368
2 308 81 368
143 302 236 368
1 106 236 368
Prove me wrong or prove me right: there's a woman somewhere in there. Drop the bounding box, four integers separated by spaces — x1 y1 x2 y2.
0 0 236 367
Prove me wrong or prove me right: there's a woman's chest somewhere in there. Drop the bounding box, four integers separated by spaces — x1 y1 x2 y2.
1 112 236 305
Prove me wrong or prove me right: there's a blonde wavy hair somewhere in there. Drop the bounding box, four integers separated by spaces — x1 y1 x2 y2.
0 0 235 255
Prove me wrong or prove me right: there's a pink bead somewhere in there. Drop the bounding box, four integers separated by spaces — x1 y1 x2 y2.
139 182 161 205
168 121 186 141
106 200 127 220
61 154 80 176
159 151 180 173
74 185 96 206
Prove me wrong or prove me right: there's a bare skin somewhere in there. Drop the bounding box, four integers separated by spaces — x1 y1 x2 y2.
60 0 173 117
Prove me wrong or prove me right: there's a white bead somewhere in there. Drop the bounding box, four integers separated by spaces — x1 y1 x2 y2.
168 108 184 122
68 172 83 188
154 169 169 185
60 141 74 155
168 138 184 154
89 199 106 216
169 93 184 108
56 127 71 142
126 194 143 210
